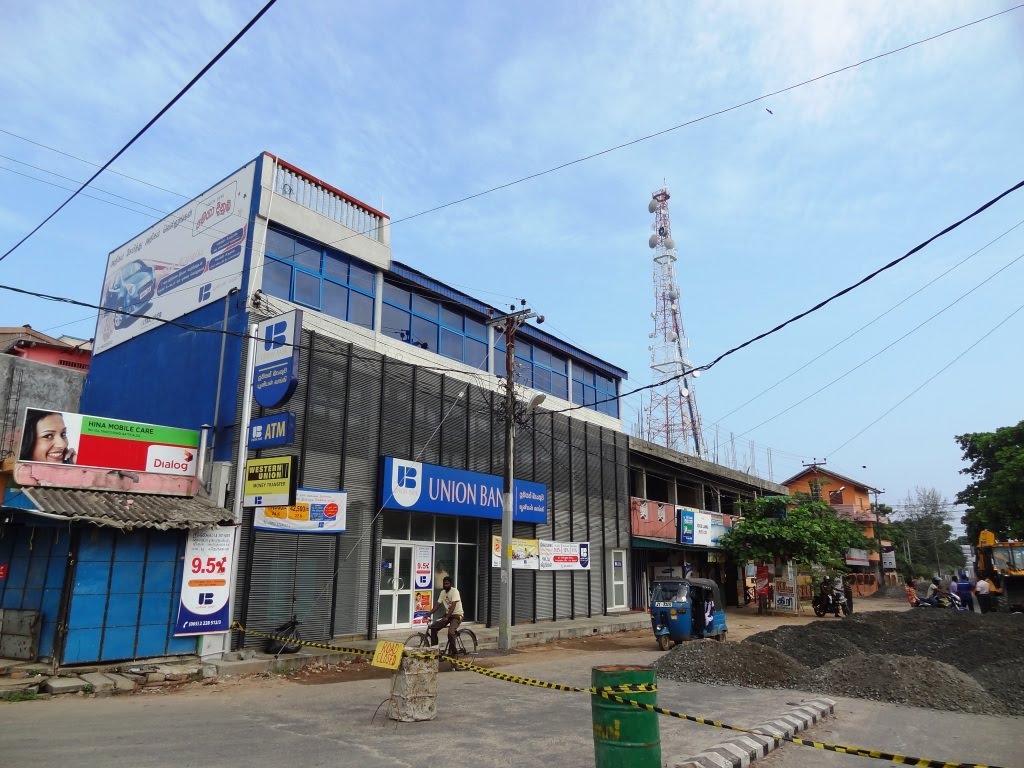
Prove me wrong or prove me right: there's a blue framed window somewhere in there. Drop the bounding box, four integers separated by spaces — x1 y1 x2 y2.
382 279 488 369
495 337 569 401
573 363 619 417
262 227 375 329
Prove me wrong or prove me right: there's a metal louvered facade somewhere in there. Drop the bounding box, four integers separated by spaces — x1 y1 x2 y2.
233 321 631 645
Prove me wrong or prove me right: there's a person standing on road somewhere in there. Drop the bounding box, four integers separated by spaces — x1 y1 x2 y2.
975 577 991 613
843 575 854 615
956 573 975 612
428 576 464 653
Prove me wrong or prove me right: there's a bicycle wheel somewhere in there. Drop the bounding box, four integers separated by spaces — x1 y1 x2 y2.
403 631 430 650
453 628 477 668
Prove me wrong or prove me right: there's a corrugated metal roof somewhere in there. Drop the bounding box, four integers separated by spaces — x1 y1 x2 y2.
20 487 233 530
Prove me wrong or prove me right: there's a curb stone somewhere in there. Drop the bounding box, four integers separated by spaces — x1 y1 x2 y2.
669 698 836 768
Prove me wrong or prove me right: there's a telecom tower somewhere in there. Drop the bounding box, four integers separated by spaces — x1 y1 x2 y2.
642 185 705 457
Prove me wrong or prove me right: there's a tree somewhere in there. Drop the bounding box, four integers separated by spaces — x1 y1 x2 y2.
882 487 965 579
720 495 869 569
956 421 1024 540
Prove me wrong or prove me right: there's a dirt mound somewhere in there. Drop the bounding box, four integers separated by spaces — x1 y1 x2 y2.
736 610 1022 715
806 654 1003 715
653 638 807 689
747 625 862 668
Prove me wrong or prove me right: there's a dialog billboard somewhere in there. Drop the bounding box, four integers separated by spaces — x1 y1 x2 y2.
19 407 199 476
95 160 257 353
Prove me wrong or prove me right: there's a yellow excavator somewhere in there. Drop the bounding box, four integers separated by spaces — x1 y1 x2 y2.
976 530 1024 611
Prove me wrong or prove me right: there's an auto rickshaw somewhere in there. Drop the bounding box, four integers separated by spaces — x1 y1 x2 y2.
649 577 728 650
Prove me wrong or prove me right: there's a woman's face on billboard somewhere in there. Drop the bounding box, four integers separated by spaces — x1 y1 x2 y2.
32 413 69 463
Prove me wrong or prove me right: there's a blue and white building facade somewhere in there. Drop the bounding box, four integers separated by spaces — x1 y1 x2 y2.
83 153 632 644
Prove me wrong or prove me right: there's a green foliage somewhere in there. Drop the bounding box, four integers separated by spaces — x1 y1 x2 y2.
956 421 1024 540
719 495 869 568
881 487 965 579
0 690 39 703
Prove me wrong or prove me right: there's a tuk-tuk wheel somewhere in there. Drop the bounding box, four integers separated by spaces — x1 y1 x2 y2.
657 635 671 651
715 631 727 642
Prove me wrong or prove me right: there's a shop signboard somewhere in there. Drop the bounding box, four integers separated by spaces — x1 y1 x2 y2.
755 565 770 596
773 579 796 611
175 527 236 635
96 160 256 353
677 507 730 547
19 408 199 476
253 310 303 408
882 547 897 569
538 540 590 570
254 488 346 533
242 456 297 507
678 507 696 544
845 548 870 567
382 457 547 524
248 413 295 449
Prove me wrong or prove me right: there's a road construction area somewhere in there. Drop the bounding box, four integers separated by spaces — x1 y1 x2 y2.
2 600 1021 768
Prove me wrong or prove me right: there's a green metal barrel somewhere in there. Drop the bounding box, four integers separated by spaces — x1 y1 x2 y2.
591 664 660 768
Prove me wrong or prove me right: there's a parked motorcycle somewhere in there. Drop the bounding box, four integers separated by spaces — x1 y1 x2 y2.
812 579 849 618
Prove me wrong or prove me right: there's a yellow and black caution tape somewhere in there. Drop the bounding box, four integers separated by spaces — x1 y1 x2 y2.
233 623 998 768
596 690 1005 768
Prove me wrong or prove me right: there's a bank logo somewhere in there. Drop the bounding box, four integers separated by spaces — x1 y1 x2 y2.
264 320 287 351
579 543 590 569
390 459 422 508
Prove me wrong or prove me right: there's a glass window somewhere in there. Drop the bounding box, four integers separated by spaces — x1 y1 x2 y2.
465 337 487 370
465 316 486 340
411 316 438 352
294 270 320 308
411 513 434 541
533 366 551 393
383 304 411 342
441 306 463 330
514 365 532 387
265 229 296 260
294 239 322 271
324 252 348 281
349 291 374 329
534 347 551 368
382 510 409 539
515 341 532 361
412 294 439 320
435 515 457 542
458 517 478 543
349 261 375 294
550 372 568 400
495 350 508 378
323 280 348 321
439 328 463 361
383 281 411 308
262 258 291 300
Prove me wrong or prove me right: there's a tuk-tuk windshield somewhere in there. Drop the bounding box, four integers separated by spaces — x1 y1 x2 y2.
652 582 689 603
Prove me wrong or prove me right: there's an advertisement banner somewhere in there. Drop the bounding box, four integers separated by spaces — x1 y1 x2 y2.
254 488 346 533
243 456 297 507
845 548 870 567
882 548 897 569
412 544 434 626
248 413 296 449
96 161 256 353
539 540 590 570
253 310 303 408
382 456 547 524
174 526 236 635
19 408 199 476
413 590 433 626
491 535 540 569
755 565 770 596
679 507 695 544
773 578 796 611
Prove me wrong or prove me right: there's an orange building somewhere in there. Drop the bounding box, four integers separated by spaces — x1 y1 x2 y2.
782 466 892 595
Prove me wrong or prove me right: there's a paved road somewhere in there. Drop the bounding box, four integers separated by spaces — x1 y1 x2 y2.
2 644 1018 768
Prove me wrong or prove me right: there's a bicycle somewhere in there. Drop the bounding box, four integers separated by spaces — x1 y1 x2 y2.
265 615 303 654
403 621 477 670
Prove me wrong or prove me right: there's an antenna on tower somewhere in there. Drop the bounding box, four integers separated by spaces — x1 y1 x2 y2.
639 184 706 457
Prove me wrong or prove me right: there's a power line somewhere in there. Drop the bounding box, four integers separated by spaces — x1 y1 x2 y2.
0 127 189 198
713 217 1024 424
828 300 1024 457
738 248 1024 435
549 177 1024 415
0 0 279 265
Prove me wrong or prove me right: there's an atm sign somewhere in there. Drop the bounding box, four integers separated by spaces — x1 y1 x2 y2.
248 413 295 449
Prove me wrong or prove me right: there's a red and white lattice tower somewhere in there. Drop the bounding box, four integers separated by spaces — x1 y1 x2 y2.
642 185 705 457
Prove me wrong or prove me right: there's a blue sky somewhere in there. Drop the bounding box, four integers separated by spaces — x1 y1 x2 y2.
2 1 1022 521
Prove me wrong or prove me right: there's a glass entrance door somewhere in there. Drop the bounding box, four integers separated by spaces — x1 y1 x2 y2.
378 542 415 629
609 549 628 610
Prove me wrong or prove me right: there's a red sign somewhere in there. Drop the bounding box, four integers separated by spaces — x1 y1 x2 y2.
755 564 770 596
0 564 8 579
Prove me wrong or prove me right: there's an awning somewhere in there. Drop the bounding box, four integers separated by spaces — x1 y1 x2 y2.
9 487 233 530
630 535 724 552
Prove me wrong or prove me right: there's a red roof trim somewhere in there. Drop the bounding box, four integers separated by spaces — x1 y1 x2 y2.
264 153 390 220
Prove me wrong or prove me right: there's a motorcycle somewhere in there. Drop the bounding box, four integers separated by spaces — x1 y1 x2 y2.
812 580 849 618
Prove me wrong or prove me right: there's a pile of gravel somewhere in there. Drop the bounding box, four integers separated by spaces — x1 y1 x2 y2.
734 610 1024 715
653 639 806 689
805 654 1004 715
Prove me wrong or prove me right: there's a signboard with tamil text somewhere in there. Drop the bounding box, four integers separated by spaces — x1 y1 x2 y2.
254 488 346 533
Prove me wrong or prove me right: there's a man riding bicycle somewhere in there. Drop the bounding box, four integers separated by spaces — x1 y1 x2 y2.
428 576 463 653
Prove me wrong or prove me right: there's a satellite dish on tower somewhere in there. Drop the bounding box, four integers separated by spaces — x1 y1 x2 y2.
665 237 676 250
648 199 658 213
648 235 658 248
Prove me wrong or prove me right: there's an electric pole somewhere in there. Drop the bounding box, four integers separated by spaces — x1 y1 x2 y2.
487 302 544 653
